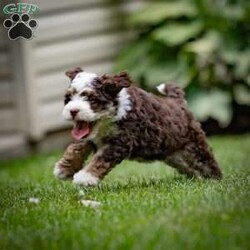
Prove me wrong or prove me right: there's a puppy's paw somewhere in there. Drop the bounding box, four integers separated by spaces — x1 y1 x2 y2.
53 162 72 180
73 170 99 187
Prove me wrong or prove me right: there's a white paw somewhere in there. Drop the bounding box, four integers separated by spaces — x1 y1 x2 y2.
73 170 99 186
53 162 69 180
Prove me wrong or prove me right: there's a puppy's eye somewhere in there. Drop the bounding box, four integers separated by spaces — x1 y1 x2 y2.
64 94 71 105
87 95 96 103
81 92 96 103
80 92 87 97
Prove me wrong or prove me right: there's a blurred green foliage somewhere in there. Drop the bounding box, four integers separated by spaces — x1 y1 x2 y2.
115 0 250 127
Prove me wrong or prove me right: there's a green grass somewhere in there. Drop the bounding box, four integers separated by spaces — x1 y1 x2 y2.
0 135 250 250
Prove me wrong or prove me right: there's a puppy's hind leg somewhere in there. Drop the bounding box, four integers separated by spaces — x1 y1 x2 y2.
184 143 222 180
166 143 222 180
165 151 201 179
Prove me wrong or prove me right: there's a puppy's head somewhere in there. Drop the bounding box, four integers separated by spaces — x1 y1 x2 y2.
62 67 132 140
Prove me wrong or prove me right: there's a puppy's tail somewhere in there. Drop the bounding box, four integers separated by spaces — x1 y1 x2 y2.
157 83 185 99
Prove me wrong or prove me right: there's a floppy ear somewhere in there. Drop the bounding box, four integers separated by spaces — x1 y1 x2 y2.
65 67 83 81
101 71 132 99
115 71 132 88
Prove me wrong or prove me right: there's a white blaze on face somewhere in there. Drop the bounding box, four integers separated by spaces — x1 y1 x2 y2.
71 72 97 92
62 71 98 121
62 96 96 121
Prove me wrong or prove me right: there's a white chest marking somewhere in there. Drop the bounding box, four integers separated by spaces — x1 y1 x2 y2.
114 88 132 121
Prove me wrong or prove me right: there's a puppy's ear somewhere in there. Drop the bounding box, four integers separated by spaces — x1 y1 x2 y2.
65 67 83 81
101 71 132 99
115 71 132 88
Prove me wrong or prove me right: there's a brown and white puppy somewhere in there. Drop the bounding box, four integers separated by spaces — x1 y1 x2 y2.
54 67 222 186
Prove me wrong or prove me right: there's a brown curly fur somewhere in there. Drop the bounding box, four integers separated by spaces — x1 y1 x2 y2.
55 70 222 184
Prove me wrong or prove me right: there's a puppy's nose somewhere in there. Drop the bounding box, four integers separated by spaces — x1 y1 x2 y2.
70 109 79 118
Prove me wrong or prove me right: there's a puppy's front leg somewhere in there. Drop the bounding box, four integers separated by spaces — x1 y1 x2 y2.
54 142 92 180
73 144 128 186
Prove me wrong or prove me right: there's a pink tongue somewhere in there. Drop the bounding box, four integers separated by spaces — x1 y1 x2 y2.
71 122 90 140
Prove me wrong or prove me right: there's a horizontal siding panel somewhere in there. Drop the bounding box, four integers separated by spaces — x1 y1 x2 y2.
36 0 106 12
36 7 121 43
85 61 114 74
40 101 71 131
0 107 18 132
36 1 144 44
35 32 133 73
122 1 145 13
42 118 71 132
0 133 26 154
0 81 13 104
38 72 67 101
38 61 113 101
36 0 143 12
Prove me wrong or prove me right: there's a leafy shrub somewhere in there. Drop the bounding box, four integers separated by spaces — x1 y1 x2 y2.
115 0 250 127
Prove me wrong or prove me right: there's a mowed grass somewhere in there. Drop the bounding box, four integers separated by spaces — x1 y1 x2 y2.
0 136 250 250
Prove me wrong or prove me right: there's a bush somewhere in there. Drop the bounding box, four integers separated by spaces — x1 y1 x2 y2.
115 0 250 127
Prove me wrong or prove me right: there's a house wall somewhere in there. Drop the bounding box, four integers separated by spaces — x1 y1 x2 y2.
0 0 144 157
0 22 18 133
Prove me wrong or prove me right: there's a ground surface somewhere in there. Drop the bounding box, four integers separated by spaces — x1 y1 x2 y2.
0 135 249 250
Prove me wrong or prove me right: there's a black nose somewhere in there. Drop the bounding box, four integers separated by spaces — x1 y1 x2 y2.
70 109 79 118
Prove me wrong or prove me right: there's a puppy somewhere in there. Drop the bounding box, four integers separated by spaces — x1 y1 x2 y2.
54 67 222 186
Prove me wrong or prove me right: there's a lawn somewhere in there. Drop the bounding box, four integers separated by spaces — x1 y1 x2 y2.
0 135 249 250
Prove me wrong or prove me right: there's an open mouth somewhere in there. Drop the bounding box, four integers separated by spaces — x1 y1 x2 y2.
71 121 95 141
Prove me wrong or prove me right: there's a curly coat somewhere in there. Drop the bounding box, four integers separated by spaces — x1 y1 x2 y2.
54 69 222 186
